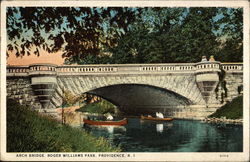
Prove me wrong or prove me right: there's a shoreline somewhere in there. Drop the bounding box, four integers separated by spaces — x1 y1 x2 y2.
202 117 243 125
40 109 243 126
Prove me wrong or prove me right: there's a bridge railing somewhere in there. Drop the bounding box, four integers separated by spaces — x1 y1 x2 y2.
6 62 243 76
221 63 243 72
140 64 195 72
7 66 30 77
56 63 197 75
195 61 221 73
57 66 117 73
28 64 57 76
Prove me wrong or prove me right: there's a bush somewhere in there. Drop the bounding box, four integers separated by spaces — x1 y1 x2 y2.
77 100 116 114
209 96 243 119
7 99 120 152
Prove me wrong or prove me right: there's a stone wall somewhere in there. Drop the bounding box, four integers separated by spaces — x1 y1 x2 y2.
219 72 243 103
6 77 40 109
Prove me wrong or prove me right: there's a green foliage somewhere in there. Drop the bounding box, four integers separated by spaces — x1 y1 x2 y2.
215 8 243 62
61 89 78 107
77 100 116 114
7 7 243 63
7 99 120 152
237 85 243 94
215 69 228 103
209 96 243 119
7 7 141 58
108 7 242 64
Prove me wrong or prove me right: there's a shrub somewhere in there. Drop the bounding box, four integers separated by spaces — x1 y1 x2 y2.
77 100 116 114
209 96 243 119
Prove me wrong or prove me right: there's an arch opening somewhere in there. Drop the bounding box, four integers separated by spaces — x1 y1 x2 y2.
84 84 193 116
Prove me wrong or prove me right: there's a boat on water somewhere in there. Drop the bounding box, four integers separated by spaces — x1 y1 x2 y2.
141 115 173 121
83 118 128 126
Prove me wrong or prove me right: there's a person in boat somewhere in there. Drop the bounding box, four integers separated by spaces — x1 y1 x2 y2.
156 112 164 119
106 114 114 121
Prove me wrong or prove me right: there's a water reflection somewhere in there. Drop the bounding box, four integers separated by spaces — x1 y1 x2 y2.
83 118 243 152
106 126 114 134
156 124 163 133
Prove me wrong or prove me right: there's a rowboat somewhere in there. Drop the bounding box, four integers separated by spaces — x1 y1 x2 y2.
141 115 173 121
83 118 128 126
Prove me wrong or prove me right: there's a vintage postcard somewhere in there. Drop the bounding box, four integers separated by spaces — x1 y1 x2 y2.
1 0 249 161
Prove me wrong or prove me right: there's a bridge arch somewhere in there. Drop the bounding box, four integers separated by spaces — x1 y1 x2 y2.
86 84 194 114
52 74 206 108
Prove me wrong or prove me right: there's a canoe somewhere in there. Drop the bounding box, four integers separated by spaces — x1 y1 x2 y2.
83 118 128 126
141 115 173 121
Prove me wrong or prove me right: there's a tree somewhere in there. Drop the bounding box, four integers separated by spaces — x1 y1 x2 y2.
215 8 243 62
109 8 221 63
109 7 243 63
7 7 243 64
164 7 220 63
61 88 77 124
6 7 141 61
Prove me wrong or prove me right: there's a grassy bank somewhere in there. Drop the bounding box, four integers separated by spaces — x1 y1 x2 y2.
7 99 121 152
209 96 243 119
77 100 117 114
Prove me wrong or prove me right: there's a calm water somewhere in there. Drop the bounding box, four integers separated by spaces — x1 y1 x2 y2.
83 118 243 152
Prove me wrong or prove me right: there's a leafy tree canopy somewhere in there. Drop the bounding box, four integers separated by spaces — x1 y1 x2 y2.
7 7 141 58
6 7 243 64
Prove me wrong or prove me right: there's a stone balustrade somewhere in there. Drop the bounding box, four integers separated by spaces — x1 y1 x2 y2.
57 66 117 73
195 61 220 70
140 64 194 72
6 62 243 77
7 66 29 73
56 63 198 75
7 66 29 77
28 64 57 76
29 64 57 72
195 61 221 74
221 63 243 72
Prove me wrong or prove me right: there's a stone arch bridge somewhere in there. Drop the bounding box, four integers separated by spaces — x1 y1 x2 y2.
7 61 243 119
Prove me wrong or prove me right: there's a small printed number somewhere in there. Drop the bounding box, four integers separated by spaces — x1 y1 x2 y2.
220 154 229 158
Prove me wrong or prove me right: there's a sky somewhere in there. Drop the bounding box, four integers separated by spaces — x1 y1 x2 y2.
7 50 65 65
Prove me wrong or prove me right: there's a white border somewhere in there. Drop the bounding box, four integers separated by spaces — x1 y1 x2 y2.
1 1 249 161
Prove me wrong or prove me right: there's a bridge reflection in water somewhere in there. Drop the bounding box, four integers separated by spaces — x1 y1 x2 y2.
84 118 243 152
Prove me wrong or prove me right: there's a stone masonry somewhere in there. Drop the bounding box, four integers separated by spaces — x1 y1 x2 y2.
6 62 243 119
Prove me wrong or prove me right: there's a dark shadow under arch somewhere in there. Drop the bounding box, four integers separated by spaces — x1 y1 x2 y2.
84 83 192 115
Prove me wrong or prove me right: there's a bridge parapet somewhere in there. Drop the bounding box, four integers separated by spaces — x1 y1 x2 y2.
57 65 117 73
56 63 198 76
221 63 243 73
195 61 221 74
140 64 195 72
29 64 57 76
7 66 29 77
7 61 243 74
6 62 243 76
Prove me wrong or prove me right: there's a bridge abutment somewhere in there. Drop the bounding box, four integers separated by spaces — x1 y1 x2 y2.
29 64 58 109
195 61 221 104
